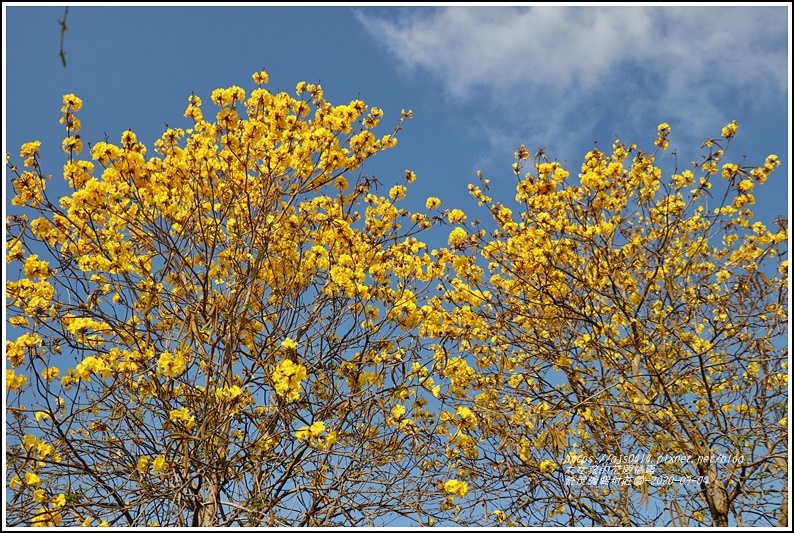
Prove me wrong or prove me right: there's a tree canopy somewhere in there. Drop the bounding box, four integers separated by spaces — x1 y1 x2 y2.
5 71 788 527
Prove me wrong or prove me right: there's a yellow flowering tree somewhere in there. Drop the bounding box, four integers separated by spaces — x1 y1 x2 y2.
430 122 787 526
6 70 787 528
6 72 459 526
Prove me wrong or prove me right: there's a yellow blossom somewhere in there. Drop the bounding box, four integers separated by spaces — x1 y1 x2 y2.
41 367 60 382
443 479 469 498
737 179 754 193
7 369 28 391
389 185 407 201
448 209 466 224
157 351 186 378
20 141 42 158
296 420 333 449
62 93 83 111
448 227 468 248
252 70 269 85
32 508 62 527
152 455 166 472
272 359 308 402
136 455 150 474
721 121 737 138
169 407 196 430
334 176 348 190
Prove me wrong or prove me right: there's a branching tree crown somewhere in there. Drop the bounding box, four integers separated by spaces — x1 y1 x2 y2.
5 72 788 527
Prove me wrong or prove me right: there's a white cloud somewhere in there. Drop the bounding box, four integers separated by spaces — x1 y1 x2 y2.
355 6 788 164
358 7 654 98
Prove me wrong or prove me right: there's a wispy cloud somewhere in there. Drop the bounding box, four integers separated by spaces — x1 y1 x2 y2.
355 6 787 165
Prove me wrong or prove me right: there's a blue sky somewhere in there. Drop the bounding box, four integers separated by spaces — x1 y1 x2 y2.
2 4 791 527
3 4 790 239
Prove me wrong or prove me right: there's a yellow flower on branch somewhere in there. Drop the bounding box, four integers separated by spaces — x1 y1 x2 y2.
447 209 466 224
136 455 150 475
721 120 737 138
31 508 62 527
152 455 166 472
6 369 28 391
443 479 469 498
272 359 308 402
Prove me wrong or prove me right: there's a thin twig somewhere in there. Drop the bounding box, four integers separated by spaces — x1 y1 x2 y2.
58 7 69 67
